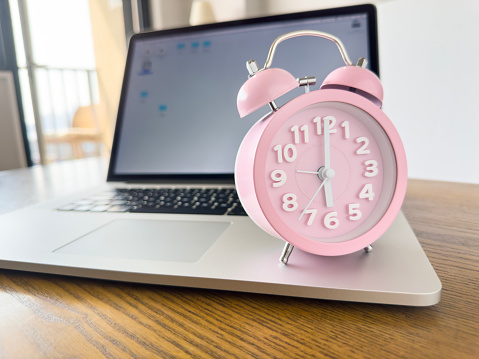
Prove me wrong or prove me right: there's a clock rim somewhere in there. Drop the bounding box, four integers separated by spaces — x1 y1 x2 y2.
253 89 407 256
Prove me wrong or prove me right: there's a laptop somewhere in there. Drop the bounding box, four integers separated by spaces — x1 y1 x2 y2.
0 5 441 306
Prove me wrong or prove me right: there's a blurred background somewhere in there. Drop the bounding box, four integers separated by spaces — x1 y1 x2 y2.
1 0 478 183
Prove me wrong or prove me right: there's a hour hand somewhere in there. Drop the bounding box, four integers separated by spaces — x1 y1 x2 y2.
324 180 334 207
320 167 335 208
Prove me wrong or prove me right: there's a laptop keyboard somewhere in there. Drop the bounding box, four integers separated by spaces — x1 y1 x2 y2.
58 187 248 216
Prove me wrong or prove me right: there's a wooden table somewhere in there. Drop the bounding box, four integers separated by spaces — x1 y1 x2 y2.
0 158 478 358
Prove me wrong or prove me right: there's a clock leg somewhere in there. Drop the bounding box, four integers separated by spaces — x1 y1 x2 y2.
364 245 373 253
280 242 295 265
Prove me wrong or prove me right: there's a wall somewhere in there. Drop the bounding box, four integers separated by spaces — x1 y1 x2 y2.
149 0 267 28
377 0 479 184
0 71 27 170
263 0 389 13
88 0 127 150
150 0 192 29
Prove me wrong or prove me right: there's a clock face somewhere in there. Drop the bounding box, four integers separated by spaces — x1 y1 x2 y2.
256 100 401 253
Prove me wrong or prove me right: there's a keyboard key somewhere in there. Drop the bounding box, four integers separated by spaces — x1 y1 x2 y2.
107 205 132 212
58 204 79 211
228 205 248 216
89 205 111 212
72 205 96 211
73 200 94 205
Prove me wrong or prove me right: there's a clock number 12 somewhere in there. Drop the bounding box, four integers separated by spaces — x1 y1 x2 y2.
313 116 337 135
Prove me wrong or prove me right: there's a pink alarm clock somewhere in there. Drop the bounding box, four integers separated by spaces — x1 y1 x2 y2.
235 30 407 264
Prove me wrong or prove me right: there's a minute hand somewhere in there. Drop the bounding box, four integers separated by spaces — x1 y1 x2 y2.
323 116 334 208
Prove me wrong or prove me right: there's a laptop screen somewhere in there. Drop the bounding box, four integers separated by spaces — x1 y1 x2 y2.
108 5 378 182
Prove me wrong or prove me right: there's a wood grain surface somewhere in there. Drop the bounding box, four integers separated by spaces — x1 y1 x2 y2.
0 176 478 358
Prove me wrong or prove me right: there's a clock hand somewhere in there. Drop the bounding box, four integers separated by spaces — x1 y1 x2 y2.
297 170 321 174
323 116 334 208
296 168 335 177
298 178 328 221
324 177 334 208
324 116 331 169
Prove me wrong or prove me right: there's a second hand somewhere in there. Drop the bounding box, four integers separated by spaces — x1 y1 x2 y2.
298 178 329 221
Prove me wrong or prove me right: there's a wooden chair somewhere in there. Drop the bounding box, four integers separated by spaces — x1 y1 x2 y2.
43 104 107 159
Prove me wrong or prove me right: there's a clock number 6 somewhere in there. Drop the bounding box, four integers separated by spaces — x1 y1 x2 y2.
324 212 339 229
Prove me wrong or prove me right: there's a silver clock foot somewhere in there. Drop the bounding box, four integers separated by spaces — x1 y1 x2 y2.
364 245 373 253
280 243 294 265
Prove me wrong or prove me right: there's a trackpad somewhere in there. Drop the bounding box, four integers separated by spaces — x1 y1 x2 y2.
55 219 231 262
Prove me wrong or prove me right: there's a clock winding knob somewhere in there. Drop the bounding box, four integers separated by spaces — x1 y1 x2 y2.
246 59 260 76
356 57 368 68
